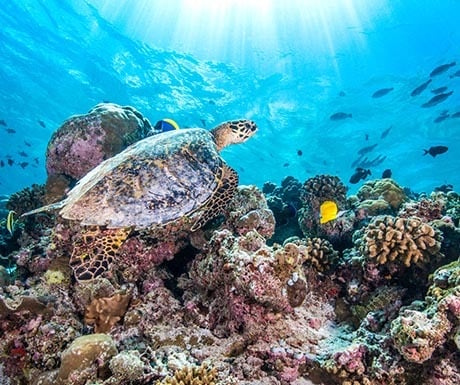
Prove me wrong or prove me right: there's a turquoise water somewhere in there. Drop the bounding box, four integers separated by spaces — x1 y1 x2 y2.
1 0 459 196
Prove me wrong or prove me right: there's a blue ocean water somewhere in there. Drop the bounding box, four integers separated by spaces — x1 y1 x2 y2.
1 0 459 196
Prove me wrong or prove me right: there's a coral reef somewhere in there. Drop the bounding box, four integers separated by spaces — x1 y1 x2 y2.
45 103 153 202
3 112 460 385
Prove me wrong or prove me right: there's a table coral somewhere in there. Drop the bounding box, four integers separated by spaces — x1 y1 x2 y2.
45 102 153 202
357 215 443 267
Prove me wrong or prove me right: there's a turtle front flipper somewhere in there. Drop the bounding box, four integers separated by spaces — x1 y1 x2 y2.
69 227 131 281
190 163 238 231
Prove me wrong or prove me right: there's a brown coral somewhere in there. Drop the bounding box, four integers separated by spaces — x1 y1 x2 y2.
156 364 217 385
398 198 444 222
300 174 347 206
304 237 339 271
84 291 131 332
6 183 46 215
357 179 406 210
358 215 443 267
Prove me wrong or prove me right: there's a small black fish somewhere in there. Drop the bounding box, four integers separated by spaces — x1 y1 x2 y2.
18 151 28 157
365 134 369 141
5 128 16 134
431 86 448 94
434 184 453 193
380 126 392 139
382 169 392 178
372 87 394 98
7 159 14 166
283 162 290 167
33 157 39 164
38 120 46 128
19 162 29 169
339 91 346 97
0 119 6 126
421 91 453 108
330 112 352 121
0 160 4 167
208 100 216 105
430 62 456 77
451 111 460 118
434 113 450 123
350 167 371 184
450 69 460 79
410 79 432 97
423 146 448 157
24 140 31 147
358 143 378 156
297 149 303 156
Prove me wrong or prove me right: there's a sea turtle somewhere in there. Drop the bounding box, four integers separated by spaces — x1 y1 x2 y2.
26 119 257 280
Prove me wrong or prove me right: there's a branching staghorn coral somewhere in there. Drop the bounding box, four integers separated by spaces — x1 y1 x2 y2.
357 215 443 267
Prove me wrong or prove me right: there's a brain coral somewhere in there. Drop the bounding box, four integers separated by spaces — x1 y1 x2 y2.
357 215 443 267
45 102 153 202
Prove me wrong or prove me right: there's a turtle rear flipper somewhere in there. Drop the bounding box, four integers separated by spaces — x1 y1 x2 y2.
69 227 131 281
190 164 238 231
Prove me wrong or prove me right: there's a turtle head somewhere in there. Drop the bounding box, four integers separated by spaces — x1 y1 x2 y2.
211 119 257 151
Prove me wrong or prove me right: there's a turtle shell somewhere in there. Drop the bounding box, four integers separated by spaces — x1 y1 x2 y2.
58 128 222 229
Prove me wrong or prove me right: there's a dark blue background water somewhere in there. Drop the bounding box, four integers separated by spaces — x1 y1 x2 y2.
1 0 459 196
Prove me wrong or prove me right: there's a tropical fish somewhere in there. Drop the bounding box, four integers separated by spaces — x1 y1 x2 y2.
372 87 394 98
431 86 448 94
0 120 6 126
297 149 303 156
350 167 371 184
450 70 460 79
24 140 31 147
5 128 16 134
283 162 289 167
382 169 392 178
451 111 460 118
6 210 16 236
430 62 456 77
434 111 450 123
380 126 392 139
38 120 46 128
330 112 352 121
423 146 448 157
319 200 342 224
358 143 378 156
339 91 346 97
0 160 4 167
7 159 14 166
18 151 28 157
421 91 453 108
34 157 39 164
410 79 431 97
19 162 29 169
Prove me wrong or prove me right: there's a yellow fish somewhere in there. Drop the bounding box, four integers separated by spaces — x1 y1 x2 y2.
6 210 16 236
319 201 339 224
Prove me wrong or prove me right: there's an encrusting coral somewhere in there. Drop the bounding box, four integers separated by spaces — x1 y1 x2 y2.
356 215 443 267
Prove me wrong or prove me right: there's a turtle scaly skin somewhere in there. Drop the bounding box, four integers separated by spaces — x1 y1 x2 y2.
25 119 258 281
